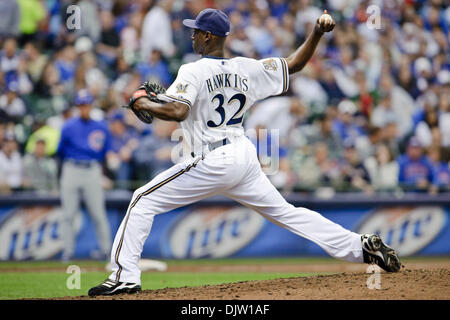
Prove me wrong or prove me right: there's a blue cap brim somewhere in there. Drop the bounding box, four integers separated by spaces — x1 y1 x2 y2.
182 19 198 29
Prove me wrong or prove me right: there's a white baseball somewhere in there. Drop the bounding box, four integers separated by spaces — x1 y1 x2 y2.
319 13 333 25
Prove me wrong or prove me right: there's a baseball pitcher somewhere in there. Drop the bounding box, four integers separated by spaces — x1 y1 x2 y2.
89 9 401 296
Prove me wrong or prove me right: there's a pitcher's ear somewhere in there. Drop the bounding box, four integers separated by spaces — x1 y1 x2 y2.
205 31 212 42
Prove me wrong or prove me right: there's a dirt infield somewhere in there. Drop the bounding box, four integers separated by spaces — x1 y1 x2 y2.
62 261 450 300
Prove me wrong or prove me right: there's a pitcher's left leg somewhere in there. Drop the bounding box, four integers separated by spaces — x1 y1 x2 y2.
224 168 363 262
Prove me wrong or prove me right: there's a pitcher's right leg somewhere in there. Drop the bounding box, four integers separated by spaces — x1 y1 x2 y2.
88 152 236 296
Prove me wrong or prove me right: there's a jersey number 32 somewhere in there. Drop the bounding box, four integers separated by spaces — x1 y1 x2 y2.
207 93 246 128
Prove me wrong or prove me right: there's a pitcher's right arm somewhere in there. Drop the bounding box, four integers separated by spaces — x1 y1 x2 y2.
285 10 335 74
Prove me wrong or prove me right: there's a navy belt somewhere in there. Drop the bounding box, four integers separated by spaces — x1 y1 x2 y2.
66 159 98 168
191 138 230 158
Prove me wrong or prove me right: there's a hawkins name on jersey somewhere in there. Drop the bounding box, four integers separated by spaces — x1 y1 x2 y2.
206 73 249 93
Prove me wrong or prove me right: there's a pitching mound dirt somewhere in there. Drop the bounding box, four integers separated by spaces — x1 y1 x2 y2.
64 268 449 300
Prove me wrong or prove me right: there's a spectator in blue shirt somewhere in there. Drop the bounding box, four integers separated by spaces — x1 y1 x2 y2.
427 146 450 194
106 112 139 190
57 89 112 262
54 45 77 84
398 137 433 192
332 100 364 142
135 49 173 87
133 119 178 181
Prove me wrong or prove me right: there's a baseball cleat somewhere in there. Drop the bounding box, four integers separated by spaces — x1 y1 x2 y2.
88 279 141 297
361 234 401 272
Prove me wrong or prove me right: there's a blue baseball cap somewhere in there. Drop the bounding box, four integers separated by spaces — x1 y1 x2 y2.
408 136 422 148
183 8 230 37
74 89 94 106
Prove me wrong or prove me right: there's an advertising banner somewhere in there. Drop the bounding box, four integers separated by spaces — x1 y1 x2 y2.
0 203 448 260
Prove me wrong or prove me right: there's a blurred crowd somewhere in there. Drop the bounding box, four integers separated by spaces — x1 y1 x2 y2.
0 0 448 195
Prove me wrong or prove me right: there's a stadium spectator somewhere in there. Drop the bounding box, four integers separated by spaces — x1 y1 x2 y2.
339 140 372 194
106 112 139 189
227 23 255 58
354 126 383 160
364 144 399 192
246 96 307 144
427 146 450 194
318 67 346 107
22 41 48 83
292 67 328 114
17 0 45 45
25 118 61 157
0 0 448 195
377 72 415 138
294 0 322 39
0 121 5 142
75 50 108 98
302 114 342 160
140 0 175 60
332 99 363 142
438 92 450 148
54 45 77 86
396 56 420 99
22 139 58 194
353 71 375 118
0 135 23 193
0 0 20 38
135 49 173 87
398 137 434 192
0 37 20 81
133 119 178 182
415 108 439 148
0 80 26 120
245 12 275 58
34 62 65 99
290 142 341 192
97 10 121 67
371 93 398 129
120 11 143 55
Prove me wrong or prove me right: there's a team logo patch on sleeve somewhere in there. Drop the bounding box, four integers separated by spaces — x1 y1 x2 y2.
176 83 189 93
262 59 278 71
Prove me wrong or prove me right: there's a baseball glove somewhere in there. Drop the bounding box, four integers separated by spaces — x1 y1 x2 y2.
123 82 167 124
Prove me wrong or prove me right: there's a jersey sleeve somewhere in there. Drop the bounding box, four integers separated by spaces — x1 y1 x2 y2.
163 64 199 109
252 57 289 101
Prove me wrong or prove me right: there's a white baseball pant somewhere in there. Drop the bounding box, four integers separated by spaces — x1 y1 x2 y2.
108 136 363 284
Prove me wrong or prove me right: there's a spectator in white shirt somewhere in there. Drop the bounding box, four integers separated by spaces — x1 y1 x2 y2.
0 81 26 119
364 144 399 192
140 0 175 60
0 136 22 193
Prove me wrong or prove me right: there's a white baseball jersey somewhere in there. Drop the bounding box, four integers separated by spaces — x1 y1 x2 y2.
108 55 364 285
162 56 289 155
